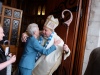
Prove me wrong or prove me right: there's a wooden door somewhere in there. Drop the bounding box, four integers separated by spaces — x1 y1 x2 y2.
0 5 23 59
46 0 82 75
45 0 91 75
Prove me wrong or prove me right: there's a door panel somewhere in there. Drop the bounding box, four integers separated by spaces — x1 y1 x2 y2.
0 5 23 59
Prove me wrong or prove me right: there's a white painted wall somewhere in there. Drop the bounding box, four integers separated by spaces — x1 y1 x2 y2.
82 0 100 74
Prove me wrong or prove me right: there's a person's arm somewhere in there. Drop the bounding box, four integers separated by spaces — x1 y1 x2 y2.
55 33 71 59
31 37 60 55
0 55 16 70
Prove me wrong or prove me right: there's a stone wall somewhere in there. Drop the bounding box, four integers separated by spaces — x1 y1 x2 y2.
82 0 100 74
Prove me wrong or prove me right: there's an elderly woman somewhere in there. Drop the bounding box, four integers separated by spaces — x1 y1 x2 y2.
18 23 60 75
0 25 16 75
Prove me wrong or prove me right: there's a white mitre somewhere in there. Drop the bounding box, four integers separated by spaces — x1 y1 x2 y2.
44 15 59 30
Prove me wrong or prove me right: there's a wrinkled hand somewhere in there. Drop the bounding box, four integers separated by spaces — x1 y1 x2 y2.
21 32 28 42
9 55 16 63
54 38 61 46
63 44 70 52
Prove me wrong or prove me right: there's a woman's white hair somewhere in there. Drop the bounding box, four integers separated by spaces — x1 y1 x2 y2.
26 23 39 36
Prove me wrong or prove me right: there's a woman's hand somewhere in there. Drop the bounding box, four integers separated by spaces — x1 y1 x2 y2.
9 55 16 63
21 32 29 42
54 38 61 46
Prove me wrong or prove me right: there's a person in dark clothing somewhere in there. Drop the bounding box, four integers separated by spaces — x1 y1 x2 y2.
0 25 16 75
0 45 7 75
84 47 100 75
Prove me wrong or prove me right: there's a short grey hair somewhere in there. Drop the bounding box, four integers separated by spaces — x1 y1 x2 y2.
26 23 39 36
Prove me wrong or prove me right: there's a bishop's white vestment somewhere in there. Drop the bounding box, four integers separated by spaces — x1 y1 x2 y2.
32 32 70 75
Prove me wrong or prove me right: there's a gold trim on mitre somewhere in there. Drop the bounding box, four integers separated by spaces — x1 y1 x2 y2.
44 15 59 30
